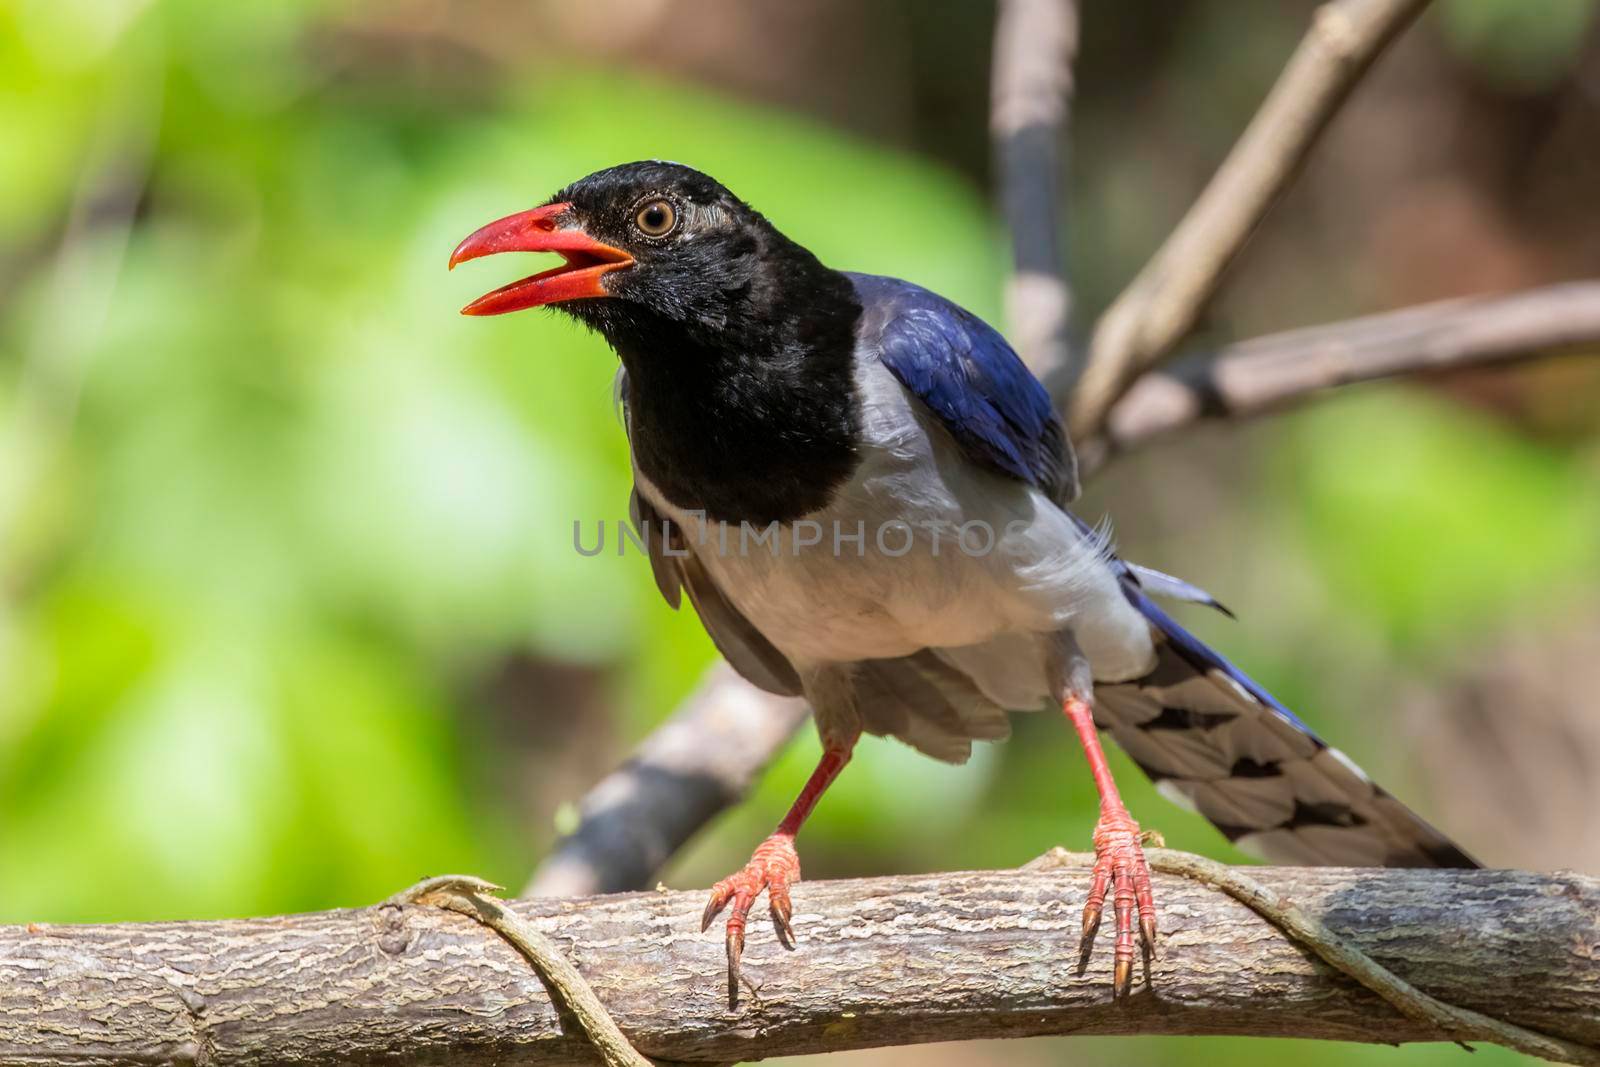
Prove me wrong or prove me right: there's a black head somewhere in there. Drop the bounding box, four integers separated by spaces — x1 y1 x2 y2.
450 161 842 345
555 162 756 326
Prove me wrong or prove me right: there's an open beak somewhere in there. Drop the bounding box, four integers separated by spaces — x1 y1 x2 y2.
449 202 633 316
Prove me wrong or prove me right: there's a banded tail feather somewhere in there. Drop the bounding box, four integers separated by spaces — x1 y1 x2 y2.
1098 582 1478 868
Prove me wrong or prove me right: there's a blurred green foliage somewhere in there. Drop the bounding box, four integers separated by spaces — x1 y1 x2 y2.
1288 390 1600 654
1438 0 1599 91
0 4 1591 1066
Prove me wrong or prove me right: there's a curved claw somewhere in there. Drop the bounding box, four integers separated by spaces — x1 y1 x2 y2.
702 833 801 1007
702 882 736 933
725 926 746 1006
1080 809 1158 999
770 883 796 950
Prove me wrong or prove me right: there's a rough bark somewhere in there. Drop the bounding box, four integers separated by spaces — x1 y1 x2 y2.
3 866 1595 1066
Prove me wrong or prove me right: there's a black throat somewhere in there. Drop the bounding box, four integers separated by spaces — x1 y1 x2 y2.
572 257 864 526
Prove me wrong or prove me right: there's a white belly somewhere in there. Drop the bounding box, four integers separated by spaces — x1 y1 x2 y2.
634 358 1156 684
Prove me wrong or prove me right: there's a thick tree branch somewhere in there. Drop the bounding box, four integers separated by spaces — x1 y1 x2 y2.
1070 0 1431 439
1081 279 1600 473
992 0 1079 383
3 866 1595 1065
1036 848 1599 1064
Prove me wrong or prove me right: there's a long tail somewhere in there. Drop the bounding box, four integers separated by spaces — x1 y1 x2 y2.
1096 580 1478 868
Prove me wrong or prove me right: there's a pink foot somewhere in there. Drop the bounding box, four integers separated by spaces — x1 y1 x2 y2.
702 833 801 1005
1082 807 1157 997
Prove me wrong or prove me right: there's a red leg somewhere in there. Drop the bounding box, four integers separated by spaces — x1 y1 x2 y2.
703 734 857 1006
1063 694 1156 997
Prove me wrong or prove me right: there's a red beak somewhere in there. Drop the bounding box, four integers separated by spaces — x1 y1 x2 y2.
449 202 633 316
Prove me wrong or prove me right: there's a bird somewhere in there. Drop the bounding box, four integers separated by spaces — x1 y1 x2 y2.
450 160 1477 1004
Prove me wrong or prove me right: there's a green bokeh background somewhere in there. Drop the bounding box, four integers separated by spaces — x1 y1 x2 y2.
2 2 1596 1065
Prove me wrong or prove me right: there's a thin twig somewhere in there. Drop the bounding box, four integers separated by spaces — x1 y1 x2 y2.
992 0 1079 383
388 875 657 1067
1081 279 1600 474
1069 0 1432 440
1029 848 1600 1066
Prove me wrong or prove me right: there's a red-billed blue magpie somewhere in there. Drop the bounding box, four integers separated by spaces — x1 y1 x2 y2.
451 160 1476 1003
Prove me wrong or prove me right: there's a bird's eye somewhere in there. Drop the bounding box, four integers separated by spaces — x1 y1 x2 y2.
634 199 677 237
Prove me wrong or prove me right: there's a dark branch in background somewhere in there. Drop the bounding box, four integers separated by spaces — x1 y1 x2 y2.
525 665 807 897
992 0 1079 383
1071 0 1432 439
4 866 1596 1065
1080 280 1600 474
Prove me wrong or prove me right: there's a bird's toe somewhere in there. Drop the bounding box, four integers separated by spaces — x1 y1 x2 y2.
1082 808 1157 999
704 833 802 1006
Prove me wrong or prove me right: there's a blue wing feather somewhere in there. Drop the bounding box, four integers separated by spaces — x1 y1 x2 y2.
849 273 1077 503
